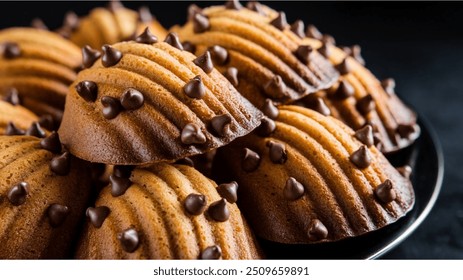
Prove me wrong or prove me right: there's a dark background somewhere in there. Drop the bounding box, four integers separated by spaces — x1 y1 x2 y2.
1 1 462 259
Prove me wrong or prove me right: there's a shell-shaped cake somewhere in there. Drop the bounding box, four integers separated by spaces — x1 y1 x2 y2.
0 28 81 121
0 134 92 258
173 2 339 111
76 163 262 259
59 39 263 165
216 105 414 244
64 3 167 49
0 100 40 135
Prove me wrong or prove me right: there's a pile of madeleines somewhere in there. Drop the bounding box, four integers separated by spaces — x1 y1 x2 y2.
0 0 420 259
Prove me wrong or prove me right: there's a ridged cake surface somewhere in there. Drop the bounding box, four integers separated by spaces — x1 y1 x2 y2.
0 100 39 134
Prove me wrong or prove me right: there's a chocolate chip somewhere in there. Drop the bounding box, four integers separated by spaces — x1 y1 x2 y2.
187 4 202 21
270 12 287 30
290 20 305 38
3 88 21 105
397 165 412 179
31 18 48 30
181 123 206 145
217 181 238 203
373 133 382 148
295 45 313 64
63 11 79 31
182 41 196 53
40 131 62 154
307 219 328 241
246 1 265 15
50 152 71 176
81 45 101 68
322 34 336 45
121 88 144 110
184 193 207 215
193 51 214 74
75 80 98 102
306 24 323 40
109 174 132 197
336 58 353 75
208 45 228 65
25 122 45 138
226 0 243 10
164 33 184 50
263 75 287 99
334 80 354 99
5 122 24 136
134 27 158 45
267 141 287 164
193 13 210 33
118 228 139 253
208 198 230 222
256 116 276 137
47 204 70 227
101 96 122 119
262 99 279 119
38 115 55 131
1 42 21 59
242 148 260 172
309 97 331 116
397 123 418 139
318 44 330 58
375 179 397 204
381 78 395 95
343 45 365 65
349 146 372 169
112 165 134 178
176 157 195 167
224 67 239 86
284 177 305 200
138 6 153 23
354 125 374 147
211 114 232 137
200 245 222 259
356 94 375 115
183 75 206 99
86 206 110 228
107 0 124 12
7 182 28 206
55 26 72 39
101 45 122 67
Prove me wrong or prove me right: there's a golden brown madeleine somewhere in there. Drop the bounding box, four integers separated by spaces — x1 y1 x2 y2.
173 3 339 110
216 105 414 244
0 134 92 258
0 100 40 135
0 28 81 122
59 39 262 165
76 163 261 259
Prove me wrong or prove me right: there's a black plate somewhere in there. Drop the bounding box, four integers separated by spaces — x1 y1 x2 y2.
259 116 444 259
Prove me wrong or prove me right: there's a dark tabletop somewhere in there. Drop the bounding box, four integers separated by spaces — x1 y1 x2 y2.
1 1 462 259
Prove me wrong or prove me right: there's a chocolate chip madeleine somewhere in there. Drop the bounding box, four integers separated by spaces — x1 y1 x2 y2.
0 134 92 258
59 37 262 165
75 163 262 259
0 99 40 135
216 105 414 244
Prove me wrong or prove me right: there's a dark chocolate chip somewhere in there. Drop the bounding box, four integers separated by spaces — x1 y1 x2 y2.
5 122 24 136
181 123 206 145
25 122 46 138
354 125 374 147
349 146 372 169
135 27 158 44
55 26 72 39
81 45 101 68
217 181 238 203
187 4 202 21
112 165 134 179
121 88 144 110
175 157 195 167
193 51 214 74
267 141 287 164
375 179 397 204
336 58 353 75
306 24 323 40
101 96 122 119
38 115 55 131
284 177 305 200
310 97 331 116
138 6 153 23
182 41 196 53
101 45 122 67
208 198 230 222
345 45 365 65
295 45 313 64
270 12 287 30
184 193 207 215
334 80 354 99
381 78 396 95
208 45 228 65
31 18 48 30
75 80 98 102
397 165 412 179
183 75 206 99
47 204 70 227
224 67 239 86
40 131 62 154
263 75 287 99
211 114 232 137
118 228 139 253
318 44 330 58
256 116 276 137
109 174 132 197
86 206 110 228
63 11 79 31
226 0 243 10
7 182 28 206
242 148 260 172
246 1 265 15
356 94 375 115
373 133 382 147
322 34 336 45
107 0 124 12
2 42 21 59
290 20 305 38
50 152 71 176
3 88 21 105
397 123 418 139
307 219 328 241
164 33 184 50
262 99 279 119
193 13 210 33
200 245 221 259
